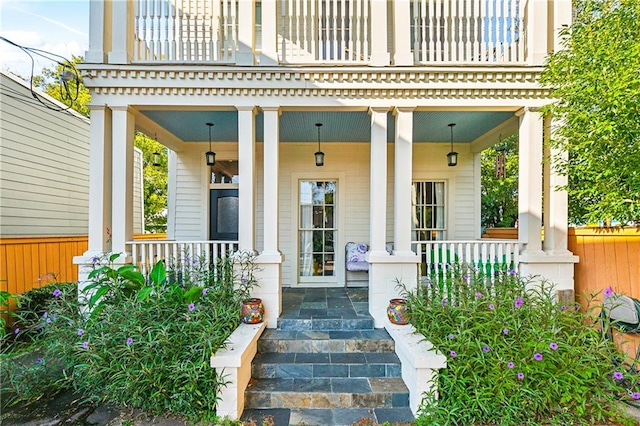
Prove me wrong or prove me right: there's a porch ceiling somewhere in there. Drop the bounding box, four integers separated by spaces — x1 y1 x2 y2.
137 110 516 144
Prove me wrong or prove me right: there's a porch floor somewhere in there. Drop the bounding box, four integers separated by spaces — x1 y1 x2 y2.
280 287 370 320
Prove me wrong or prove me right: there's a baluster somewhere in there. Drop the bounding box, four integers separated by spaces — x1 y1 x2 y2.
301 0 309 59
362 0 369 59
509 0 518 61
488 0 496 61
353 0 360 61
456 0 464 61
134 0 141 60
157 0 164 59
498 0 506 61
489 243 496 280
201 3 208 61
471 0 480 61
434 0 442 61
463 0 471 61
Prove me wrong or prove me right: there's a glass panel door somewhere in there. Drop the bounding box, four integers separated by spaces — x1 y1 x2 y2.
299 180 337 281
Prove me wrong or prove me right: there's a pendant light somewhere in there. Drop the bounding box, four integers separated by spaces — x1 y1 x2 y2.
205 122 216 166
314 123 324 167
447 123 458 167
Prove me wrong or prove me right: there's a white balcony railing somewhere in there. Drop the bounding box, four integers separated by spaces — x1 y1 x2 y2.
128 240 239 277
411 0 525 63
414 240 521 279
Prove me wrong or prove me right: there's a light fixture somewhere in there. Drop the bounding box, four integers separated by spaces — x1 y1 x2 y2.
447 123 458 167
205 122 216 166
314 123 324 167
152 134 161 167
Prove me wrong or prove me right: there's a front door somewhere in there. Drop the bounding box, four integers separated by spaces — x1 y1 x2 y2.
298 180 338 286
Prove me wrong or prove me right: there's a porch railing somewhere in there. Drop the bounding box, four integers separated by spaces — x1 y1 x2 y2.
127 240 239 277
413 240 521 280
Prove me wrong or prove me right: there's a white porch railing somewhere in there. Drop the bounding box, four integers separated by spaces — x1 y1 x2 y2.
127 240 239 277
411 0 525 63
414 240 521 279
133 0 238 63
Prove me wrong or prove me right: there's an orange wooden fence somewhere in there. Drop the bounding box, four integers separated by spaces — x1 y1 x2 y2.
0 234 167 295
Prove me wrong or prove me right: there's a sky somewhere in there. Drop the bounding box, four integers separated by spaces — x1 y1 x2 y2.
0 0 89 80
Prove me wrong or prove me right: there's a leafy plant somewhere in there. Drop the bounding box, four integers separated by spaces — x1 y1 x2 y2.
405 266 638 425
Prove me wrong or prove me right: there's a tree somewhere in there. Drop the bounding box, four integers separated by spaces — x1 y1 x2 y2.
481 135 519 230
541 0 640 225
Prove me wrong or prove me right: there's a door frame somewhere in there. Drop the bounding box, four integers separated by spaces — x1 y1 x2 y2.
290 171 346 287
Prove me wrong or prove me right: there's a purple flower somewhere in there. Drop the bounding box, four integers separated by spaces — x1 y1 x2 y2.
37 358 44 364
613 371 624 381
482 346 490 353
447 334 455 340
503 328 509 335
82 342 89 349
517 372 524 380
202 288 208 296
441 299 447 306
475 292 483 298
52 289 62 297
507 362 515 369
464 274 471 282
533 353 543 361
126 337 134 346
42 312 48 318
449 350 457 358
514 298 523 308
488 304 495 310
508 269 517 275
604 286 614 297
549 342 558 350
188 303 195 312
14 328 19 334
560 305 567 311
77 329 84 336
632 392 640 400
46 318 51 324
91 256 99 264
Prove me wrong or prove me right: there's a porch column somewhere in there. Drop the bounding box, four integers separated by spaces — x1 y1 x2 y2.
110 106 135 258
393 107 415 256
74 105 113 283
259 0 278 65
517 107 543 255
370 0 390 66
393 0 413 65
526 0 548 65
236 0 255 65
368 107 390 256
108 0 133 64
543 116 570 255
237 106 257 252
85 0 106 63
254 106 283 328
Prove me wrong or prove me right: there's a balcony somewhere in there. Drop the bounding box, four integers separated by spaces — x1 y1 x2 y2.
89 0 557 67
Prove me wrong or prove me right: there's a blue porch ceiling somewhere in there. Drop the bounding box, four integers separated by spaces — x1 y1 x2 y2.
138 110 516 144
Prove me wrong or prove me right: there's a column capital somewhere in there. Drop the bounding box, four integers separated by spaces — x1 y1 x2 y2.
515 106 542 117
369 106 391 115
236 105 257 114
393 106 417 115
260 106 282 115
110 105 135 113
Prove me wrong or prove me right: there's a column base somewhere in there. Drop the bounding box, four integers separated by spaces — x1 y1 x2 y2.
253 253 284 329
519 252 579 293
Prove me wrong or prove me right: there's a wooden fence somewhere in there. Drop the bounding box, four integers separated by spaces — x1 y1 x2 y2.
0 234 167 296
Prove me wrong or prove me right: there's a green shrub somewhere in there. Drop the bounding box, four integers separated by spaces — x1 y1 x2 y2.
405 266 638 425
21 252 255 422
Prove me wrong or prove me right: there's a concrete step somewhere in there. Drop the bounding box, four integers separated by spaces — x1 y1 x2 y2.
257 329 396 354
251 351 402 379
244 377 410 410
240 407 415 426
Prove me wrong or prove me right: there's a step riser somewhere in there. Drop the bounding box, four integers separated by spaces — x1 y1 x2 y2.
258 339 395 353
245 392 409 409
277 318 374 331
252 363 402 379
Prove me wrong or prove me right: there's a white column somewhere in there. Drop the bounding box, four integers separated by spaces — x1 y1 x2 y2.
237 106 256 252
543 116 570 255
369 107 390 256
517 107 543 255
393 107 415 256
392 0 413 65
237 0 255 65
86 105 113 253
370 0 390 66
85 0 106 63
262 107 280 255
110 106 135 257
553 0 573 51
108 0 133 64
260 0 278 65
526 0 548 65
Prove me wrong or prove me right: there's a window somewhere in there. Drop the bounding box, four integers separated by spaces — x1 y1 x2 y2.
412 181 446 241
299 180 336 278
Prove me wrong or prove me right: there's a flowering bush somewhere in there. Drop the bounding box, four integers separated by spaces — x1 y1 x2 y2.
405 266 638 425
19 252 256 422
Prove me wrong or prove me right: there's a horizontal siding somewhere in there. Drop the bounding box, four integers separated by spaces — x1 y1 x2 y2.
173 149 206 240
133 148 144 234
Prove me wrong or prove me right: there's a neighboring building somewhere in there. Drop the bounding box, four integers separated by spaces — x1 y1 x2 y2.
77 0 578 328
0 70 143 293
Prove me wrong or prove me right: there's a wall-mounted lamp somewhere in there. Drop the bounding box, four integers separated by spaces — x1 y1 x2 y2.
447 123 458 167
314 123 324 167
205 122 216 166
152 133 161 167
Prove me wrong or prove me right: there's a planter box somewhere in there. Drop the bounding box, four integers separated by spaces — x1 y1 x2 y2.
210 321 266 419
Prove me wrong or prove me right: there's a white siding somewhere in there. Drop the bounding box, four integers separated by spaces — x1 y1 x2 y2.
0 72 90 237
133 147 144 234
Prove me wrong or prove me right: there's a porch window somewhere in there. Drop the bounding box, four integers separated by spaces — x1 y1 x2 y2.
299 180 336 278
412 181 446 241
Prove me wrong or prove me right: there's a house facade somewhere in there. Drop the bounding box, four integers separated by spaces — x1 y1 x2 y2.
76 0 578 327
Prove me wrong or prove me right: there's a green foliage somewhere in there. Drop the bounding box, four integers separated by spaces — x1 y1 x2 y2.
1 290 19 338
481 135 519 229
134 132 168 233
541 0 640 225
405 267 638 425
